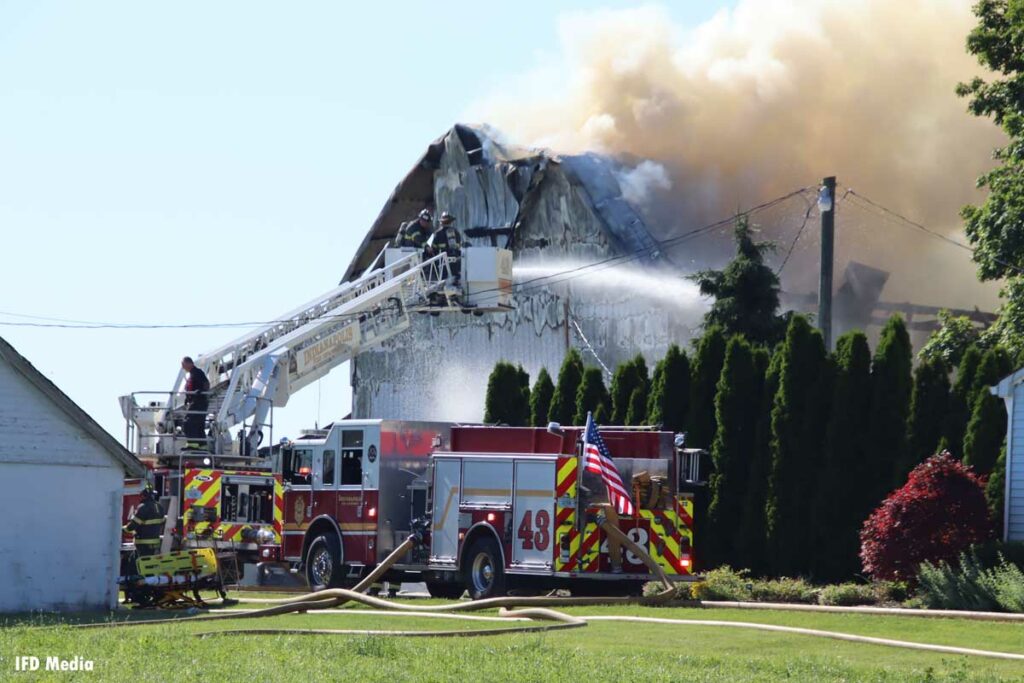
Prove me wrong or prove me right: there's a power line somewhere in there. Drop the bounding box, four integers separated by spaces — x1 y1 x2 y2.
775 197 815 277
843 189 1024 277
0 185 816 331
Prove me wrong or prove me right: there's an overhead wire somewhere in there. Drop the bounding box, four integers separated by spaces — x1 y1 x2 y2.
842 188 1024 277
0 186 815 331
775 195 816 277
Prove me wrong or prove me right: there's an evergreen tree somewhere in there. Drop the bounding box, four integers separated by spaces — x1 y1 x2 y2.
970 347 1012 404
734 346 777 575
945 345 982 459
687 327 727 450
611 354 649 425
625 387 647 426
962 347 1011 476
706 337 760 568
903 357 951 480
765 315 830 577
575 367 611 425
517 365 531 425
550 349 584 425
690 214 785 346
813 331 872 581
647 344 690 431
529 367 555 427
866 315 913 497
987 445 1007 537
484 361 529 426
963 391 1006 476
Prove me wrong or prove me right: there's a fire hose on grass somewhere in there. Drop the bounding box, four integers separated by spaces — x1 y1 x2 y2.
79 523 1024 661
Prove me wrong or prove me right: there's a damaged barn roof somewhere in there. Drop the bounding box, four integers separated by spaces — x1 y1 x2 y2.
341 124 663 283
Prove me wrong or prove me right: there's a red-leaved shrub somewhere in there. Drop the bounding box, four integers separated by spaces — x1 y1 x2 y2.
860 453 992 582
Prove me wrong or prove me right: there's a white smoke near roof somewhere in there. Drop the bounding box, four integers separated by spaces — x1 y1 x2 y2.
468 0 1007 309
616 160 673 206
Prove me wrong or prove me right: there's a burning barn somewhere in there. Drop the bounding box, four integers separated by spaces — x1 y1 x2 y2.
342 125 703 421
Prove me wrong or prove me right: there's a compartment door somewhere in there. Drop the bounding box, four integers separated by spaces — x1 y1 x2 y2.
512 460 555 567
430 460 461 564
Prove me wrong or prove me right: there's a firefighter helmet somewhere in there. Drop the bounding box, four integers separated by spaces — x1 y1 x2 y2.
440 211 455 225
140 487 157 502
418 209 433 222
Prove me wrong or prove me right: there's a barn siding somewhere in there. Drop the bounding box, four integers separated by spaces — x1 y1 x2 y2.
0 462 123 612
0 361 114 468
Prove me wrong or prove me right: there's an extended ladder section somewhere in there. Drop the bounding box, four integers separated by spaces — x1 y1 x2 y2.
121 247 512 457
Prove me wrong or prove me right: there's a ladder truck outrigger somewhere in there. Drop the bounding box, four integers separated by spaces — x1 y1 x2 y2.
119 243 704 598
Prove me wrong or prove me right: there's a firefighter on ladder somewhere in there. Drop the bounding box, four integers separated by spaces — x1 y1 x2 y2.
429 211 464 285
123 488 166 557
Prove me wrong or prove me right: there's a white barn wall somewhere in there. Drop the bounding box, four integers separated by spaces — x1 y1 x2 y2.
0 353 130 612
0 463 123 612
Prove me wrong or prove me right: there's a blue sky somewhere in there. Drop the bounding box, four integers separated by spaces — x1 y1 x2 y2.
0 1 732 442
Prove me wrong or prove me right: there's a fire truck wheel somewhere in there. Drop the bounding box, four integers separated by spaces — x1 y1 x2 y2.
463 536 506 600
305 534 343 589
425 581 465 600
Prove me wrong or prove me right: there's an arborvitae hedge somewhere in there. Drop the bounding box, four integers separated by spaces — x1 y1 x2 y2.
484 361 529 426
625 387 647 426
706 336 760 568
550 349 584 425
575 367 611 425
687 327 727 450
963 347 1011 476
903 356 950 480
736 346 775 575
813 331 872 582
963 390 1006 476
765 315 830 577
647 343 690 431
867 315 913 497
987 446 1007 537
529 367 554 427
611 354 648 425
945 345 982 459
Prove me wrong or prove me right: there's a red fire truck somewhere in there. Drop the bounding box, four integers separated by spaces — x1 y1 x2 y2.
264 420 701 597
118 247 704 596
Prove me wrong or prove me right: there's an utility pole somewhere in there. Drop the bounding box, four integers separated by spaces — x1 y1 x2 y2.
818 176 836 351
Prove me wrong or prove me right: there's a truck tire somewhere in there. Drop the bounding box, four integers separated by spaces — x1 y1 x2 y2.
305 534 343 589
463 536 506 600
426 581 465 600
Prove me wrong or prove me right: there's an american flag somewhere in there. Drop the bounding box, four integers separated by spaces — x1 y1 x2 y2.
582 412 635 516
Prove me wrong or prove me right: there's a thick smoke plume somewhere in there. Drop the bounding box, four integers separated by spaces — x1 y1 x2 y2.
470 0 1006 309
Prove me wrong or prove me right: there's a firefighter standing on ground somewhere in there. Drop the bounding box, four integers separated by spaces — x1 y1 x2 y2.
394 209 433 250
181 356 210 448
429 211 464 283
123 488 166 557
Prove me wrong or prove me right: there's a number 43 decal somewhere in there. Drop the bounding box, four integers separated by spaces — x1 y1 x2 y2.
517 510 551 551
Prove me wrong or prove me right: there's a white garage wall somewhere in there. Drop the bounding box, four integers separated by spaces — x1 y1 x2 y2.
0 462 123 612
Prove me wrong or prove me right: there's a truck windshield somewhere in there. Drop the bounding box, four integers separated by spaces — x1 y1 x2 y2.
283 447 313 486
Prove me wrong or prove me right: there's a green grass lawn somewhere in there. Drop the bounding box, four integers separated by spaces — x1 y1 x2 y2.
2 594 1023 682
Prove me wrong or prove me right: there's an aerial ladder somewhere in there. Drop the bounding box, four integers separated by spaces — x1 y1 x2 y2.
120 245 512 459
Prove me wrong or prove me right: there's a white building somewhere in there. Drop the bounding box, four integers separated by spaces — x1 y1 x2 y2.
0 336 145 612
993 369 1024 542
